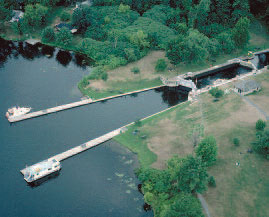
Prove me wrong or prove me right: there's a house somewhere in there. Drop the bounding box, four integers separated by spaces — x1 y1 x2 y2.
9 10 24 23
234 79 261 95
73 0 92 10
55 23 78 34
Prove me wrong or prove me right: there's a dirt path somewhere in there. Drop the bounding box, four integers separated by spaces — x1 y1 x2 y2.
240 95 269 120
197 193 212 217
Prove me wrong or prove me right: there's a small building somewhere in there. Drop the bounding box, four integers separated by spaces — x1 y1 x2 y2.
74 0 92 10
55 23 77 34
9 10 24 23
234 79 261 95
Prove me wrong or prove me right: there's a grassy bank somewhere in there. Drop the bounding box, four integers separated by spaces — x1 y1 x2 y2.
114 70 269 216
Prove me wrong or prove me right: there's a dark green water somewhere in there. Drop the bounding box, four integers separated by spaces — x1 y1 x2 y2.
0 39 188 217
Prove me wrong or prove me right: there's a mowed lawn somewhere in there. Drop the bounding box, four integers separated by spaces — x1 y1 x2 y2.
115 71 269 216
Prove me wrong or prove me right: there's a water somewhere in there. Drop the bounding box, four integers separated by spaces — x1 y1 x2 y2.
194 65 252 89
0 39 188 217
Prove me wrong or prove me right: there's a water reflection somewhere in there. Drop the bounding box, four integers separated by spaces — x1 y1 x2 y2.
27 171 61 188
194 66 252 89
56 50 72 67
0 37 93 69
155 86 189 106
41 45 55 58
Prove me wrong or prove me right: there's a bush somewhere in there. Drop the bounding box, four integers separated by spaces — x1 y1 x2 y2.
88 66 108 81
256 119 266 131
101 72 108 81
209 87 224 99
233 138 240 146
131 67 140 74
155 58 167 72
208 176 216 187
41 27 55 42
60 11 71 21
134 120 142 127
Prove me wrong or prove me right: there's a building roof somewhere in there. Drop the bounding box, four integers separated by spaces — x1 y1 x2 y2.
55 23 72 30
234 79 261 92
10 10 24 22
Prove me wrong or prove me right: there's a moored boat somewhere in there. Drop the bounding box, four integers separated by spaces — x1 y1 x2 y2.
6 106 31 119
23 159 61 183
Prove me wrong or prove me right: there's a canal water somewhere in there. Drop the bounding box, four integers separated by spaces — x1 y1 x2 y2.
0 39 188 217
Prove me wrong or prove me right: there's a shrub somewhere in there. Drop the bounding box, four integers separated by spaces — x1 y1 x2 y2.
209 87 224 99
101 72 108 81
155 58 167 72
208 176 216 187
131 67 140 74
134 120 142 127
88 66 107 81
233 138 240 146
60 11 71 21
41 27 55 42
256 119 266 131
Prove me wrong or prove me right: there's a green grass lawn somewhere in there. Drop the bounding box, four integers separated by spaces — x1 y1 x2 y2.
78 78 162 99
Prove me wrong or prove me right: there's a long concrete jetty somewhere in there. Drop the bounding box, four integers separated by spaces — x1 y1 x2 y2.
20 101 187 177
8 85 164 123
20 128 123 175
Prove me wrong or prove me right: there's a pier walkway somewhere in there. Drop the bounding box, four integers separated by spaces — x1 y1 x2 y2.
9 85 164 123
20 128 123 175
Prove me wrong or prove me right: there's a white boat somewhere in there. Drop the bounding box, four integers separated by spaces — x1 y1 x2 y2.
23 159 61 183
5 106 31 118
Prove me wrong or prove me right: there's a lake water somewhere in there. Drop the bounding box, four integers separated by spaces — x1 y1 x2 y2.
0 39 188 217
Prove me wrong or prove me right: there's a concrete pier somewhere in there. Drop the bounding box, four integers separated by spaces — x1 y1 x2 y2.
8 85 164 123
20 128 123 175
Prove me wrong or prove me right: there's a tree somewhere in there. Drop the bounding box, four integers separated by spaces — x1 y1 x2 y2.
166 29 210 64
41 27 55 42
196 136 218 166
190 0 211 29
72 5 92 31
155 59 167 72
256 119 266 131
216 32 235 54
209 87 224 99
56 27 72 46
232 0 250 24
129 30 150 50
118 3 130 13
23 4 48 28
60 11 71 21
160 193 204 217
0 2 12 23
168 155 208 193
252 130 269 159
232 17 250 48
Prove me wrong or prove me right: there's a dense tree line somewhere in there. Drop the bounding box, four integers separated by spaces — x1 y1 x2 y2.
0 0 265 73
